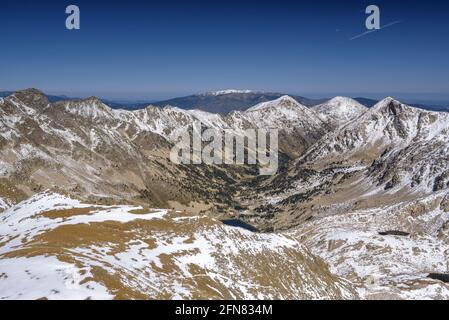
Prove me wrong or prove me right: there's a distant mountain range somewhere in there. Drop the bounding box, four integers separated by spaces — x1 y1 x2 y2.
151 90 327 113
2 89 447 113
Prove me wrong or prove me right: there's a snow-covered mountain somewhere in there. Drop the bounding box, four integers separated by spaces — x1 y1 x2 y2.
231 97 449 299
0 89 329 208
2 88 449 300
312 96 368 127
2 89 448 229
248 97 449 225
0 89 236 208
299 97 449 196
153 90 326 114
202 89 255 96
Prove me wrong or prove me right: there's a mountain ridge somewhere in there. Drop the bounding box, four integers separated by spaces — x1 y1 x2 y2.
2 87 449 299
2 88 448 114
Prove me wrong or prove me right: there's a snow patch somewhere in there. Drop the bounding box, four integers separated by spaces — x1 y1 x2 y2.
0 256 112 300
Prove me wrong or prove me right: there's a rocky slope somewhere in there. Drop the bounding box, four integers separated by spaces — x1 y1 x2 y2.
289 191 449 299
0 89 330 210
245 97 449 229
230 97 449 299
0 192 357 300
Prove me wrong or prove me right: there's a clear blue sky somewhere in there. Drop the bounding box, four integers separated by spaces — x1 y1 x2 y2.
1 0 449 101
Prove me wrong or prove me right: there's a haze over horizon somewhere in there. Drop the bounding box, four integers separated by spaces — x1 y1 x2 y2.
1 0 449 101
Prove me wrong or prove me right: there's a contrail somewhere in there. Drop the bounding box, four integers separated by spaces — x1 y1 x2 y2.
350 20 402 40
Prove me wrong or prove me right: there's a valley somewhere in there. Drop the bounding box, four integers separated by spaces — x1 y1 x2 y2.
1 89 449 299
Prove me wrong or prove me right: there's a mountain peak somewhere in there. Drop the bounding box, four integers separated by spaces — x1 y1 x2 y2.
14 88 45 96
278 95 299 103
84 96 105 104
312 96 368 127
374 96 398 107
203 89 254 96
370 97 408 115
56 96 116 120
162 104 190 113
12 88 50 110
246 95 303 112
327 96 365 106
60 96 111 110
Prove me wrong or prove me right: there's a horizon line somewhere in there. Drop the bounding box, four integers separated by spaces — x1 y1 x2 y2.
2 87 449 104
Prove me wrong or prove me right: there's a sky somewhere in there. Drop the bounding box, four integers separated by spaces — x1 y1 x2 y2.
1 0 449 101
